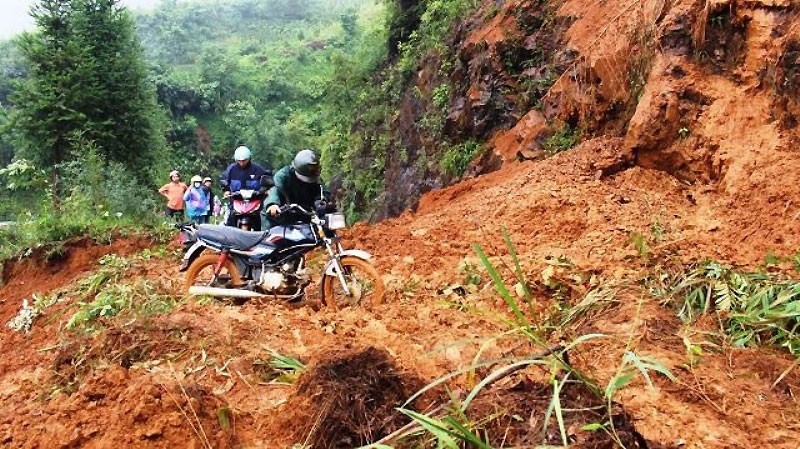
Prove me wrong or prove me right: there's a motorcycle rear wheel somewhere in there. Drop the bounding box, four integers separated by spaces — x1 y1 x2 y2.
321 256 384 310
184 253 242 293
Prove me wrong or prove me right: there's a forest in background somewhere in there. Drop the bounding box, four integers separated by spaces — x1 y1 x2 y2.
0 0 394 231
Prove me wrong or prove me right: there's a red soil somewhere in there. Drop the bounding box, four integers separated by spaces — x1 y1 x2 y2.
1 0 799 446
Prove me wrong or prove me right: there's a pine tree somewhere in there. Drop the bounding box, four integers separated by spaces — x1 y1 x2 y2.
11 0 164 184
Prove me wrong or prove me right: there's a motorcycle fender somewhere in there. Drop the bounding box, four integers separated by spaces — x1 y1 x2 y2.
180 242 205 272
324 250 373 276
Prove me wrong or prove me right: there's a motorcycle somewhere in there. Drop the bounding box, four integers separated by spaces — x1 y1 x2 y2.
221 174 272 230
228 189 265 230
177 203 384 309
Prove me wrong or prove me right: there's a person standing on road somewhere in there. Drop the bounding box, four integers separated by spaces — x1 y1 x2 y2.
158 170 187 222
183 175 211 224
220 146 271 230
202 177 221 224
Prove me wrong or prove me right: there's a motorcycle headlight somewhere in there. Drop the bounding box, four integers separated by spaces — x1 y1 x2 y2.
325 213 346 230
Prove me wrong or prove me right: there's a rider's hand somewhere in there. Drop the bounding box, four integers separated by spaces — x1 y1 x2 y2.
267 205 281 216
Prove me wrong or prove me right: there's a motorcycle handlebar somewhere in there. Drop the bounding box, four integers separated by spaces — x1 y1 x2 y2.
279 203 311 215
175 222 196 231
230 190 266 200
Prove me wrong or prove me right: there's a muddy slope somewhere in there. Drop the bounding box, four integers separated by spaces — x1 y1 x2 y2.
364 0 800 221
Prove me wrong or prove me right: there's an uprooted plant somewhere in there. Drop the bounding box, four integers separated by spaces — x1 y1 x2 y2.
655 261 800 356
363 230 673 448
67 279 176 331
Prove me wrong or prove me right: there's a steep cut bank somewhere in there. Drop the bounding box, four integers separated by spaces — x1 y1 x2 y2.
345 0 799 222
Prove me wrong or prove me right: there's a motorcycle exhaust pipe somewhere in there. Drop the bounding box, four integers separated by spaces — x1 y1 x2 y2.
188 286 267 298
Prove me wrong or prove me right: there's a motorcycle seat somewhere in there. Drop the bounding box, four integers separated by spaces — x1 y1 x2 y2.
196 224 267 249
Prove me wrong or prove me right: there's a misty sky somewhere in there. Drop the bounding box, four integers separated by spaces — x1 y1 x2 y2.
0 0 164 39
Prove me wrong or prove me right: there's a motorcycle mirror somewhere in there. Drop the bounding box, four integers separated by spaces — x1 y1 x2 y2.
260 174 274 188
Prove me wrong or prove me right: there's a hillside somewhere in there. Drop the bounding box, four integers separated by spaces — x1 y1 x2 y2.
340 0 800 221
1 0 799 447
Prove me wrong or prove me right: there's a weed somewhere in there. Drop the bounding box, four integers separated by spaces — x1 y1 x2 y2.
629 232 651 258
32 292 60 311
662 261 800 355
650 222 665 241
432 82 451 112
542 122 580 156
520 69 557 110
67 280 175 331
458 258 483 286
483 3 501 20
440 140 482 177
77 254 131 297
254 348 306 384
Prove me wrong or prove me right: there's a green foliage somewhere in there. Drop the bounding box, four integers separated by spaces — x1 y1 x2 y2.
138 0 386 176
440 140 482 177
663 261 800 355
605 351 675 400
629 232 651 258
520 68 557 110
254 348 306 383
0 144 165 261
77 255 130 298
541 122 580 156
67 278 175 331
432 82 451 112
11 0 165 183
398 408 491 448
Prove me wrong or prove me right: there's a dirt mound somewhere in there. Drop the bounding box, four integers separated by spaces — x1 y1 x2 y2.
52 320 190 392
1 365 235 449
470 377 653 448
0 235 152 314
277 346 422 448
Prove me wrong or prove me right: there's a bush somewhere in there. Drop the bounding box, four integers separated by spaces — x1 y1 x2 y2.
440 140 482 177
0 147 165 260
541 122 580 156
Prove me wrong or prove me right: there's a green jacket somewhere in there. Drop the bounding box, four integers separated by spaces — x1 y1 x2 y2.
265 166 327 212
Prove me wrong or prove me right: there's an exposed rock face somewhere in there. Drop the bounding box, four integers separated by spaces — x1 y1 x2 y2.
363 0 800 220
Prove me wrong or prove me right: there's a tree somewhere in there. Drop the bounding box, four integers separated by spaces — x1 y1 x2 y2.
10 0 164 184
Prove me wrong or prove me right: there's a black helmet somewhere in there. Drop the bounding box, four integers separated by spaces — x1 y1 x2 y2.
292 149 321 183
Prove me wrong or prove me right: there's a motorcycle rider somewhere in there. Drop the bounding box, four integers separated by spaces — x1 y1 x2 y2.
220 146 271 231
265 149 331 225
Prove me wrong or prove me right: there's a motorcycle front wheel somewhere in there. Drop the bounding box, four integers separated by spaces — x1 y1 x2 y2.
184 253 242 293
321 256 385 310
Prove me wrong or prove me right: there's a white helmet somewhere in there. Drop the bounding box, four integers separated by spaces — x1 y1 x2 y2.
234 146 252 161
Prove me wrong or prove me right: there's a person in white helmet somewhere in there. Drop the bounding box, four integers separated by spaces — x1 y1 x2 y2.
219 146 272 230
183 175 211 224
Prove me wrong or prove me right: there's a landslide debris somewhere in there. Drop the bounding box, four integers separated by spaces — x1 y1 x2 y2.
275 346 422 448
